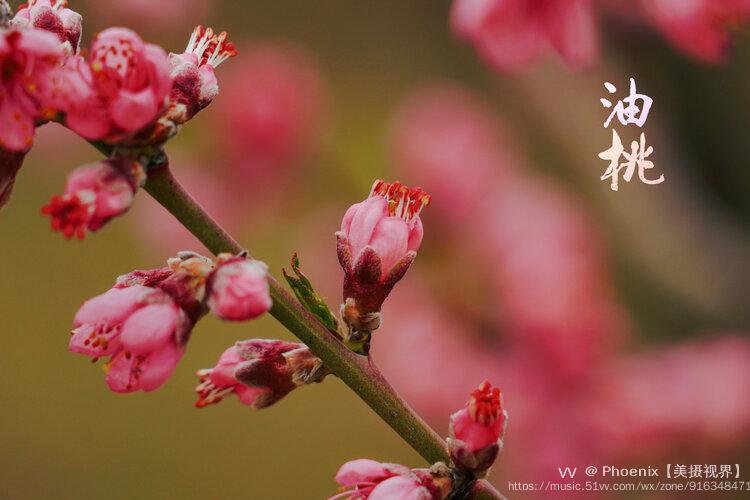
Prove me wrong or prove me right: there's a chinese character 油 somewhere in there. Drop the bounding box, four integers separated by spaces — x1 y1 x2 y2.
601 78 653 128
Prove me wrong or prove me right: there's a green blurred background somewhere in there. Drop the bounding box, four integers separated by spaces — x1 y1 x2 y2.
2 1 750 498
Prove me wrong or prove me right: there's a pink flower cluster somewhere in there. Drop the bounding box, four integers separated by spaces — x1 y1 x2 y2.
69 252 272 393
332 381 506 499
450 0 750 72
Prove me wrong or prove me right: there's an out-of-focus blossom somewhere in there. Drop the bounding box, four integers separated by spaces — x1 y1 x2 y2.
389 84 521 226
216 43 326 182
337 180 430 337
41 157 144 239
640 0 750 63
450 0 599 72
91 0 213 31
167 25 237 124
448 380 507 475
0 28 67 151
195 339 328 409
206 255 272 321
63 28 171 142
131 164 237 255
478 176 629 379
12 0 82 53
595 335 750 453
70 254 214 393
332 459 449 500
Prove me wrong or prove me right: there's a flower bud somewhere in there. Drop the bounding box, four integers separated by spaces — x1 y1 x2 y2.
206 254 272 321
41 157 144 239
166 25 237 124
195 339 328 409
336 180 430 338
12 0 83 54
447 380 507 476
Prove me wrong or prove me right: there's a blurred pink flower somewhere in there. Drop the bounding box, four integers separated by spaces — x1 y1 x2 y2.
196 339 328 409
389 84 521 227
595 335 750 454
41 157 144 239
0 28 67 152
450 0 599 72
206 256 272 321
12 0 82 54
63 28 171 141
640 0 750 63
89 0 213 30
132 164 238 255
215 42 326 183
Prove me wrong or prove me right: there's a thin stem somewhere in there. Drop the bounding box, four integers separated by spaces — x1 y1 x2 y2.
144 164 449 464
143 163 501 498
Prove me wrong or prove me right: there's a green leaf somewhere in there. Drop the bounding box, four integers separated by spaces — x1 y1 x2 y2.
283 253 339 334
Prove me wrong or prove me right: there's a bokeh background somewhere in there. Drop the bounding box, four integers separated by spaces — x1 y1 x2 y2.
2 0 750 498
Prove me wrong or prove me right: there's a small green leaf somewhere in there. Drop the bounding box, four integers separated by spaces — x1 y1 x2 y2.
283 253 339 334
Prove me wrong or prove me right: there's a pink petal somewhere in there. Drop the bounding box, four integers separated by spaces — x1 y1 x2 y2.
340 202 361 233
0 97 35 151
105 350 137 393
348 196 388 252
74 286 147 327
369 476 431 500
335 459 393 486
407 217 424 253
546 0 599 69
137 342 184 392
119 303 177 355
368 216 409 272
110 88 159 132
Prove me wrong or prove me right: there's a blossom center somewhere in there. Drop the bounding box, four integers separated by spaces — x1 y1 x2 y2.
468 380 502 426
41 192 94 240
370 179 431 222
185 25 238 68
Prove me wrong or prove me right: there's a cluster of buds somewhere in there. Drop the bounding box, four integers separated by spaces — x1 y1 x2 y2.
336 180 430 351
332 381 506 498
69 252 272 392
447 380 508 477
41 157 145 239
195 339 328 409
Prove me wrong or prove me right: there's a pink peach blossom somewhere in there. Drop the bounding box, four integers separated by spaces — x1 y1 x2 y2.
0 28 67 151
63 28 171 142
206 256 272 321
41 157 143 239
332 460 442 500
336 180 430 330
167 25 237 124
450 0 599 72
195 339 328 409
12 0 82 54
70 283 189 392
640 0 750 63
